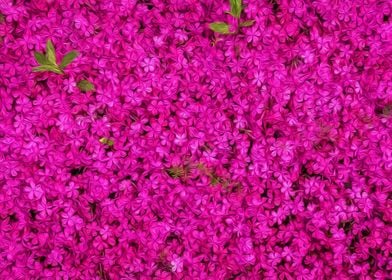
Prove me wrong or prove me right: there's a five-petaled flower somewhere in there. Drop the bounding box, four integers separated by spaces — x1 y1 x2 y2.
25 182 44 200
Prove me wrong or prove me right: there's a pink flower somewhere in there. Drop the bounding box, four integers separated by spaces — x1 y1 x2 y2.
63 77 77 93
140 57 158 72
47 249 63 265
252 71 265 87
61 208 83 230
170 255 183 273
174 131 187 146
36 196 53 219
247 26 262 43
25 182 44 200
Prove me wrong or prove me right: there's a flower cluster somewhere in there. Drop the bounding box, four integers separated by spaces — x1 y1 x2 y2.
0 0 391 278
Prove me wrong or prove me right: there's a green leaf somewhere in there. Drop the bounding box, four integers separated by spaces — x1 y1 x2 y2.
229 0 242 18
210 174 222 186
240 19 255 27
99 137 114 146
32 65 63 74
45 39 57 65
77 80 95 92
166 167 185 178
209 22 231 34
34 52 48 65
60 51 78 69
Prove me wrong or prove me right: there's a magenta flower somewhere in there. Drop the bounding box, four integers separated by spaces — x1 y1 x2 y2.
140 57 158 73
25 181 44 200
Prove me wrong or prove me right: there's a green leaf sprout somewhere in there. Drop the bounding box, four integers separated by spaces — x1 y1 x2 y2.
33 39 78 74
209 0 255 36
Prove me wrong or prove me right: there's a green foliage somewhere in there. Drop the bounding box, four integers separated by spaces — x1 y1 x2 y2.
99 137 114 146
60 51 78 69
240 19 255 27
45 40 57 65
210 0 255 36
228 0 242 18
210 173 222 186
33 39 78 74
34 52 48 65
32 65 63 74
166 166 186 178
209 22 231 34
77 80 95 92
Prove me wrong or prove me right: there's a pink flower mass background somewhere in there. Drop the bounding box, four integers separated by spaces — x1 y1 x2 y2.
1 0 392 279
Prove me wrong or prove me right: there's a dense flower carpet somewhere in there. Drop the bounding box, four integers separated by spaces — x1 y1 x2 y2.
0 0 391 278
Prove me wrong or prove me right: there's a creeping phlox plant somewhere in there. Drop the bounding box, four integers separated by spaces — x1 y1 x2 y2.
0 0 391 279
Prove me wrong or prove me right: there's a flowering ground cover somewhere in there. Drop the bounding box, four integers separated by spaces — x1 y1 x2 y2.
0 0 392 279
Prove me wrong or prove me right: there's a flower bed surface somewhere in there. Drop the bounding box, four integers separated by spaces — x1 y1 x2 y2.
0 0 391 279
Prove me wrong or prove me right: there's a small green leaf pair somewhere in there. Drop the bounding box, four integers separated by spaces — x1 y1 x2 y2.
33 40 78 74
99 137 114 147
209 0 255 35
